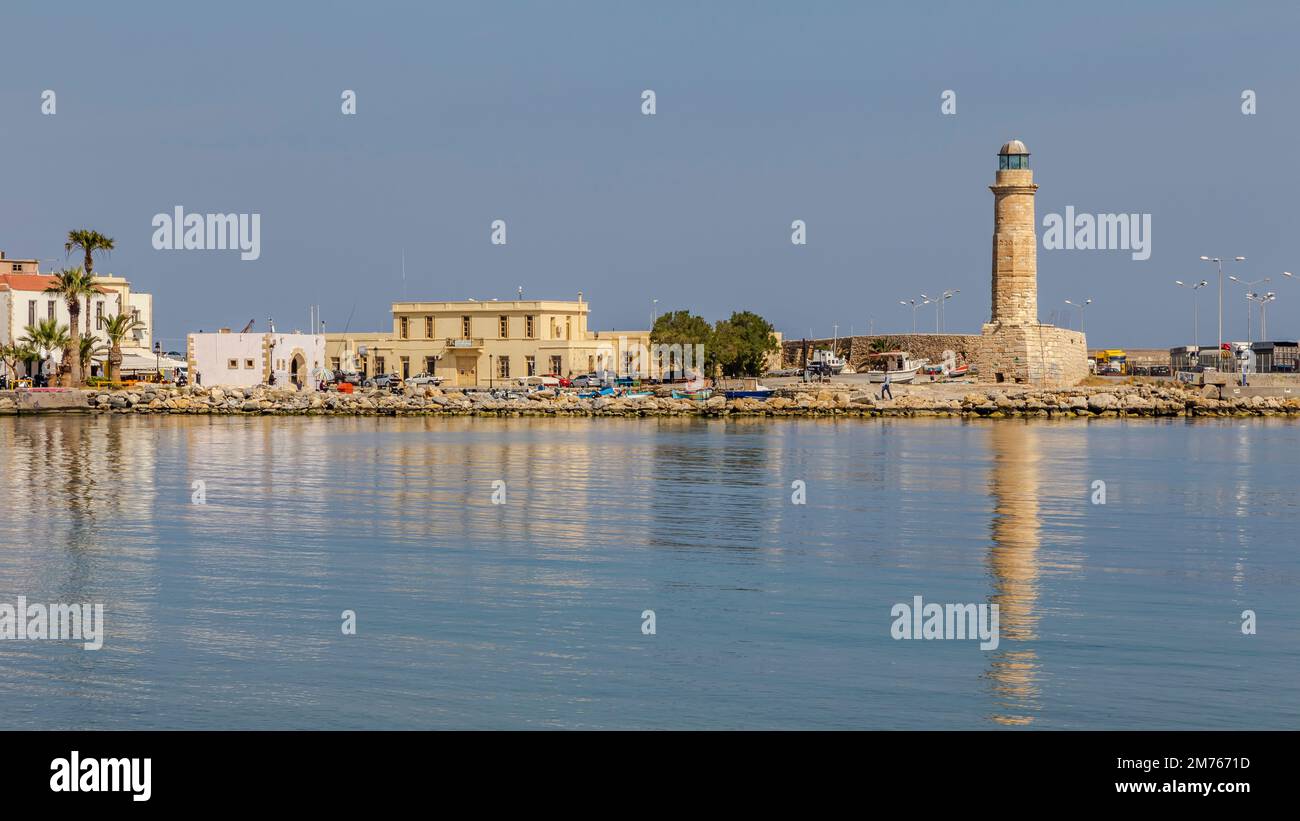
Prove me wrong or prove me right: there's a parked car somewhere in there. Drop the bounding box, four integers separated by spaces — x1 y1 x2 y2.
571 373 601 388
405 372 444 387
363 373 402 389
333 370 363 386
545 373 572 387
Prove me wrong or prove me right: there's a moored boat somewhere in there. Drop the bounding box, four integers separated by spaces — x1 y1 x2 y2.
865 351 924 383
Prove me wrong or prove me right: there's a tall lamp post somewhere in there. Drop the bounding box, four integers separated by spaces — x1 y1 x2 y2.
1174 280 1209 349
1247 291 1276 341
1229 275 1271 341
899 298 928 334
1064 298 1093 333
1201 255 1246 358
938 289 960 333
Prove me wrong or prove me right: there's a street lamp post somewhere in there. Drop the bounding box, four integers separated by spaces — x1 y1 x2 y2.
1174 280 1209 349
1247 292 1276 341
940 289 959 333
1228 275 1271 342
1202 255 1246 357
899 299 926 334
1064 298 1093 333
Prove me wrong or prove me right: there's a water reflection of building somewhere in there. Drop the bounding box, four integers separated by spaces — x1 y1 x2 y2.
985 422 1043 725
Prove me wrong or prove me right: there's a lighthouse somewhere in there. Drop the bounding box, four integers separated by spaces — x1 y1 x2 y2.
990 140 1038 326
974 139 1088 386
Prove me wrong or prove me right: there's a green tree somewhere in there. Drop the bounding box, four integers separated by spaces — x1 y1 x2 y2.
651 310 715 378
712 310 779 378
0 343 34 386
65 229 115 336
43 266 96 386
19 318 71 385
103 313 145 383
79 335 109 378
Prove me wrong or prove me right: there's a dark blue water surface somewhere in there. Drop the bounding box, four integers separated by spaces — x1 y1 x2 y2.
1 414 1297 729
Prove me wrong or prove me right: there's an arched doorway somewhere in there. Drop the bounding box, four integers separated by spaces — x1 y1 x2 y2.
290 353 306 387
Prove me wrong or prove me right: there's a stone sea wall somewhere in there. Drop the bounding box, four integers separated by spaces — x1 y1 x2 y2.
4 383 1300 418
782 334 981 371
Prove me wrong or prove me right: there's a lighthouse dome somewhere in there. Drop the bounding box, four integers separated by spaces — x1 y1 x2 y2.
998 139 1030 169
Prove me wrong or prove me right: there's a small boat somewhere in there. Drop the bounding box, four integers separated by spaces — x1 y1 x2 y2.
723 384 774 400
622 390 653 398
578 386 617 399
865 351 923 383
671 388 713 400
945 364 970 379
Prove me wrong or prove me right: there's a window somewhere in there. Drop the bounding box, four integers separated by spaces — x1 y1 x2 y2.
28 300 36 326
565 317 572 340
401 357 410 379
47 300 55 320
497 356 510 378
245 359 255 369
331 358 341 370
11 263 21 272
400 317 409 339
425 316 433 338
228 359 239 369
461 316 471 338
96 301 105 330
376 356 386 374
525 315 536 338
425 356 438 374
550 355 562 375
525 355 536 376
499 315 509 338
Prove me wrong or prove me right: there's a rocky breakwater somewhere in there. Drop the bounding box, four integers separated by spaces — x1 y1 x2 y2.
23 382 1300 419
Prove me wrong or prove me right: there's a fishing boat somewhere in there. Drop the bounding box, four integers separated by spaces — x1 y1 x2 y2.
807 348 847 375
864 351 923 383
945 363 970 379
622 390 653 398
577 386 616 399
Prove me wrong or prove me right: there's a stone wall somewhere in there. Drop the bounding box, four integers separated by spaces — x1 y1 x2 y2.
973 323 1088 387
782 334 981 371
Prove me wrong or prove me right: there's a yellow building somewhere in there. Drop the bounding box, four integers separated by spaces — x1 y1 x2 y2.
325 296 659 386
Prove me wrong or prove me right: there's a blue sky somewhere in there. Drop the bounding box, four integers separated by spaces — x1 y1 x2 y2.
1 1 1296 349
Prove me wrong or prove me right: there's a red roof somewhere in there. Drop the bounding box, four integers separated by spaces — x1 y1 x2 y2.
0 274 108 293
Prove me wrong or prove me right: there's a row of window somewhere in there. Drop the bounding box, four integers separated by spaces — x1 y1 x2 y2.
26 299 141 331
227 358 257 369
397 314 552 340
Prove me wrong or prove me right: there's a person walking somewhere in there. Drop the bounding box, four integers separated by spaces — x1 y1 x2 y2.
880 371 893 400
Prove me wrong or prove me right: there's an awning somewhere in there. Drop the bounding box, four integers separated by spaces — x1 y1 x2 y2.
119 353 187 371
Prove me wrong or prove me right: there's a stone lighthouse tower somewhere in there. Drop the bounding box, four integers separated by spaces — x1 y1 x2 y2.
975 139 1088 386
990 140 1038 325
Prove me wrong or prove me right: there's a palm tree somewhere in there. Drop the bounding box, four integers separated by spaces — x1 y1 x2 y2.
102 313 144 383
43 266 96 386
79 335 109 380
66 229 116 336
19 318 71 386
0 343 34 387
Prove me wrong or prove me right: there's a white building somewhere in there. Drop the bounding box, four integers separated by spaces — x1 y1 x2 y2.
0 252 155 378
187 330 327 388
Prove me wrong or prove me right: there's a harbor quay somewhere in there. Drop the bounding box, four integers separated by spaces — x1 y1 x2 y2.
4 379 1300 418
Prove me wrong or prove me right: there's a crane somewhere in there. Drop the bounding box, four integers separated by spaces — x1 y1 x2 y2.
239 318 254 334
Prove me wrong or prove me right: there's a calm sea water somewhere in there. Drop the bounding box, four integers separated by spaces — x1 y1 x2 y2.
0 414 1297 729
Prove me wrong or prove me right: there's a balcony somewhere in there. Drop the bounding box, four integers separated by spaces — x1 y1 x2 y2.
446 337 484 349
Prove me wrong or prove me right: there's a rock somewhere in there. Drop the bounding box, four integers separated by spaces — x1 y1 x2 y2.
1088 393 1117 412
